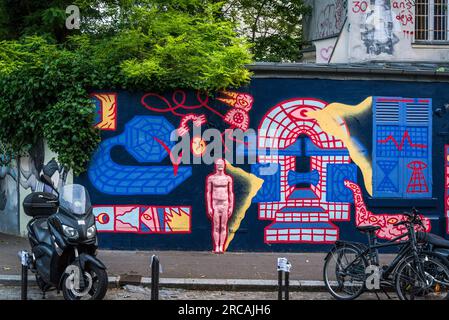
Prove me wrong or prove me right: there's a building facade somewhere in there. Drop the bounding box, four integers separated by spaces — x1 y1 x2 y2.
304 0 449 64
2 1 449 253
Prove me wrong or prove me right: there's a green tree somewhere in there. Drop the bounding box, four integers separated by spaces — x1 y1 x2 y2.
223 0 311 62
0 0 252 174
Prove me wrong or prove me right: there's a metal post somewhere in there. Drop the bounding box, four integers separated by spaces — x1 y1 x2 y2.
18 251 29 300
277 269 283 300
277 257 291 301
151 255 160 300
21 264 28 300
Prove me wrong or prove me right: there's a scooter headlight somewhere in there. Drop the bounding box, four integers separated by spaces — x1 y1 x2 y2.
87 225 96 238
62 225 79 239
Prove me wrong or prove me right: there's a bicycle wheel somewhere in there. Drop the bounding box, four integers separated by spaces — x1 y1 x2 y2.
323 245 368 300
395 252 449 300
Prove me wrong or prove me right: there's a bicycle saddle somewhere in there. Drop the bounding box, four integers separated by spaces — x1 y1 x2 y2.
417 232 449 249
356 225 381 233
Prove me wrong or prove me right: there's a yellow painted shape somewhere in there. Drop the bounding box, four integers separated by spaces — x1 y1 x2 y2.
307 97 373 195
93 93 117 130
225 162 264 250
166 208 190 232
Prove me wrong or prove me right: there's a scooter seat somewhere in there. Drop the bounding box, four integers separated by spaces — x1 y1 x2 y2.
31 218 52 246
417 232 449 249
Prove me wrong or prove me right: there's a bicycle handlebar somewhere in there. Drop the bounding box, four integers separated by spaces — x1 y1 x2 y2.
393 208 425 229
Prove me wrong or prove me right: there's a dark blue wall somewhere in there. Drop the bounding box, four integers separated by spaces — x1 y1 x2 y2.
76 78 449 252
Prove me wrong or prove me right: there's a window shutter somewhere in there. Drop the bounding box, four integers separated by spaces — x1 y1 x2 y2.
373 97 432 198
373 97 402 197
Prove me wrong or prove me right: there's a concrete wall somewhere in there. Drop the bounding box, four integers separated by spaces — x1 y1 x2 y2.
305 0 348 41
70 77 449 252
307 0 449 63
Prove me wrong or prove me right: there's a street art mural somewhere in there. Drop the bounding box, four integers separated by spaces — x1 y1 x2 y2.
93 205 191 234
88 116 192 195
92 93 118 131
372 97 432 198
0 140 68 235
360 0 399 55
84 90 262 251
19 143 69 193
249 98 353 244
0 160 18 234
236 95 433 244
71 78 449 251
344 180 431 239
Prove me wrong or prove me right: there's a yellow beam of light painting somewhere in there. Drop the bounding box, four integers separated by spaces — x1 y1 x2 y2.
225 162 264 251
307 97 373 195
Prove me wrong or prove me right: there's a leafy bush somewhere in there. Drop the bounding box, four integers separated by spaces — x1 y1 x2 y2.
0 1 252 174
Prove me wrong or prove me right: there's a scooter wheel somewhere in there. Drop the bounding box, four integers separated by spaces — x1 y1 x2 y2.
61 263 108 300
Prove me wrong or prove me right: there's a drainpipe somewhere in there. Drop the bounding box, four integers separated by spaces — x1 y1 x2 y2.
16 156 20 235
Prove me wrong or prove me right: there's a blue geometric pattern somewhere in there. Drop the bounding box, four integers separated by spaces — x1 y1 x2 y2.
287 170 320 186
373 97 432 199
251 163 280 202
88 116 192 195
377 160 399 192
376 125 428 158
326 164 357 203
305 139 350 156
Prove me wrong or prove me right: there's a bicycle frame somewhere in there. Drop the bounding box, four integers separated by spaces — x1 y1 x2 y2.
361 231 414 279
338 223 423 281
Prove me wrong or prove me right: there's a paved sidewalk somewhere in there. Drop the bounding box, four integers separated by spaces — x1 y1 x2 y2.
0 233 394 290
0 284 396 300
0 233 327 279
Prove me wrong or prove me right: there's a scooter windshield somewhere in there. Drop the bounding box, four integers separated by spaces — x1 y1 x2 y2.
59 184 91 215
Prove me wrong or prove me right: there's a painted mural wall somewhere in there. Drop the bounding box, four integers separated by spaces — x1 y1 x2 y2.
0 140 72 235
72 78 449 252
0 159 19 234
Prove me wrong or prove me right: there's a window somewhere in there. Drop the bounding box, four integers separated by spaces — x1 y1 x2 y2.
415 0 449 42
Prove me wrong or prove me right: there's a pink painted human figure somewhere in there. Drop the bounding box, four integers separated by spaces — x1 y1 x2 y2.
206 159 234 253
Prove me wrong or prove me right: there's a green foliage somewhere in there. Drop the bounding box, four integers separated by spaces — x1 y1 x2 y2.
0 37 101 174
223 0 311 62
0 0 252 174
43 93 101 173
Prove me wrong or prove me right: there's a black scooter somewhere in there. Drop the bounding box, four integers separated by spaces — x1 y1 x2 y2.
21 175 108 300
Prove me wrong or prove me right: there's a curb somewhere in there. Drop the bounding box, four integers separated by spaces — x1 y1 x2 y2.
0 274 327 291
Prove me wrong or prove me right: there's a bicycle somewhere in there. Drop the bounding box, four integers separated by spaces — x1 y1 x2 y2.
323 209 449 300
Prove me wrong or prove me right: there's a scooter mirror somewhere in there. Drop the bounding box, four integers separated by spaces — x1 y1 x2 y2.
40 174 59 196
40 174 54 187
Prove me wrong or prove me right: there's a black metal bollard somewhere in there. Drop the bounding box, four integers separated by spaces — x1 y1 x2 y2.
150 255 160 300
277 258 291 301
21 264 28 300
277 269 283 300
284 270 289 300
18 251 29 300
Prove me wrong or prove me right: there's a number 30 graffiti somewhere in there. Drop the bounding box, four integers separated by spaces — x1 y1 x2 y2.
352 1 368 13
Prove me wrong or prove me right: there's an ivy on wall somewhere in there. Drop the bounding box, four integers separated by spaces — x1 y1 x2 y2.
0 1 252 175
